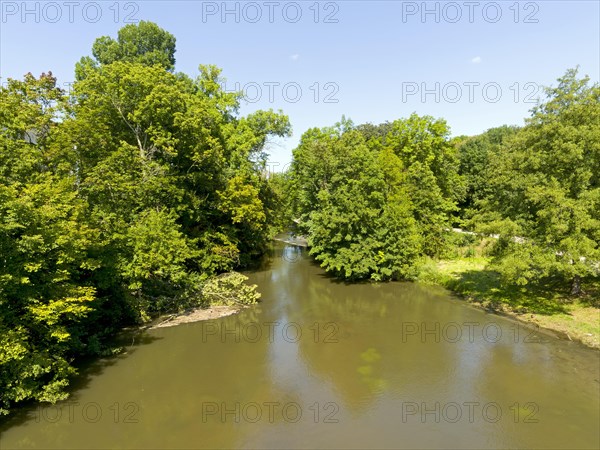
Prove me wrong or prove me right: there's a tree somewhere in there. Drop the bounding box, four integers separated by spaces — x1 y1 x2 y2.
477 69 600 295
0 73 98 414
289 121 421 281
0 22 289 414
288 115 462 280
368 115 464 255
383 114 463 204
66 57 290 294
75 21 176 79
456 125 519 218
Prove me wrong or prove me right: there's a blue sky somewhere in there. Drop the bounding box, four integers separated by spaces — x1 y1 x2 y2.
1 1 599 167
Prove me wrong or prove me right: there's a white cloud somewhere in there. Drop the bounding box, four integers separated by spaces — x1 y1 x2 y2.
471 56 482 64
290 54 300 61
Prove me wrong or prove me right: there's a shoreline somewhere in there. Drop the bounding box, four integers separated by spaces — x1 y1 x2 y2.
420 258 599 350
147 305 243 329
448 291 599 349
144 243 598 349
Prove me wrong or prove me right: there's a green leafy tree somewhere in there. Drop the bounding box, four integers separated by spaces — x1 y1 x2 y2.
477 69 600 295
75 21 176 79
456 125 519 218
67 55 290 294
0 22 290 414
290 121 421 280
382 114 464 254
0 74 99 413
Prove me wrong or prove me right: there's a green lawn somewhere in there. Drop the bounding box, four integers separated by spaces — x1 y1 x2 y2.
417 255 600 348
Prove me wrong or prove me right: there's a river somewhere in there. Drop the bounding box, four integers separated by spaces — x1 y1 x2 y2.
1 242 598 449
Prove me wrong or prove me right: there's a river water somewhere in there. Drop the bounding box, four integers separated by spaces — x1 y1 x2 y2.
1 242 599 449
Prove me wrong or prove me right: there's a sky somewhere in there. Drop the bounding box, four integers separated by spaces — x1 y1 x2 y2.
1 1 599 167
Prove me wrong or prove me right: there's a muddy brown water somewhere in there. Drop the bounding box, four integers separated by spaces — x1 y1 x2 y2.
1 242 599 449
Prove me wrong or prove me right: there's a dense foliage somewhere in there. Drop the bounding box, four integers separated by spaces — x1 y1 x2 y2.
0 23 289 414
1 20 597 415
474 69 600 295
455 125 519 218
288 115 462 280
287 69 599 296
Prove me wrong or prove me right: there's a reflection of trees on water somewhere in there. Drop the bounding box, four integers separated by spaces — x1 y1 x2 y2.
284 260 467 415
357 347 388 393
5 241 598 448
472 336 600 449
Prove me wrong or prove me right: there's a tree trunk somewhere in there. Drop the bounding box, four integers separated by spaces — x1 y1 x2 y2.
570 275 582 296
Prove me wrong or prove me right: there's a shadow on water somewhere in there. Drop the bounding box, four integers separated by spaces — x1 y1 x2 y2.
316 269 381 286
243 242 282 272
0 330 161 434
244 237 309 273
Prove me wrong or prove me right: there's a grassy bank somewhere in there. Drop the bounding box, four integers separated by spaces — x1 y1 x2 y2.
416 243 600 349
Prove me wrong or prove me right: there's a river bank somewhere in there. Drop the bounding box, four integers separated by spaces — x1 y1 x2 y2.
273 234 599 349
4 243 599 449
417 256 600 349
148 305 243 329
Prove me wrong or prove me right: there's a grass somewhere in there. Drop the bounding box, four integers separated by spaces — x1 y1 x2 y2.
416 239 600 349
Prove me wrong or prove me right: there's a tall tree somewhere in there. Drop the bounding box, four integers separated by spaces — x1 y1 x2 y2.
0 73 98 414
456 125 519 218
0 22 290 414
75 21 177 80
290 120 421 281
477 69 600 294
369 115 464 255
